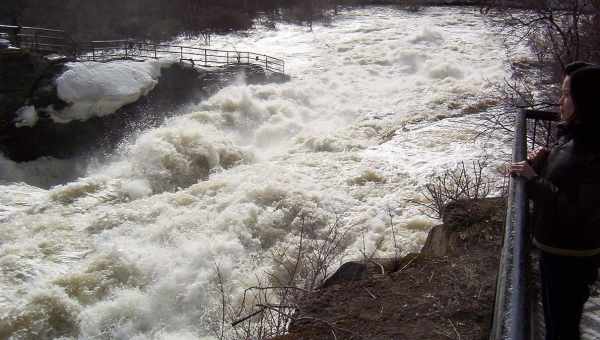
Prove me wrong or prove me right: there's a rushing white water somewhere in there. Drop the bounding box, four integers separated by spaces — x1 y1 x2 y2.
1 7 514 339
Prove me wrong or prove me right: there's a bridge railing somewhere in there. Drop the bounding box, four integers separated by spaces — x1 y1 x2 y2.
1 25 285 74
76 40 285 74
0 25 68 54
490 109 559 340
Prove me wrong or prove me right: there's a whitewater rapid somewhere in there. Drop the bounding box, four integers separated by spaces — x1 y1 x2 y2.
1 7 515 339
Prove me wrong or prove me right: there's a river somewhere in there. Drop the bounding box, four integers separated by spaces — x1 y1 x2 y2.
0 6 515 339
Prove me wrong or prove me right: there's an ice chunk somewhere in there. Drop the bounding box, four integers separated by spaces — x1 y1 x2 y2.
52 60 163 123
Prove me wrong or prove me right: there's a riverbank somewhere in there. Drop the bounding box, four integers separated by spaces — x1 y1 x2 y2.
275 197 505 339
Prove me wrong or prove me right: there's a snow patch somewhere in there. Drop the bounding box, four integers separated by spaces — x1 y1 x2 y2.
52 60 163 123
14 106 39 127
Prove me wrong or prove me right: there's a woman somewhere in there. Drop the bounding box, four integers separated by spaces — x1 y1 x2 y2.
510 63 600 340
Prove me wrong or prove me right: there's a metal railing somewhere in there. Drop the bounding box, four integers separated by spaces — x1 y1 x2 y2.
490 110 559 340
0 25 68 54
76 40 285 74
0 25 285 74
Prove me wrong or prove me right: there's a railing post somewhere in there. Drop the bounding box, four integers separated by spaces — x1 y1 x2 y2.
509 109 530 340
532 119 538 150
265 57 268 71
226 51 229 64
180 46 183 62
154 44 157 59
204 49 207 67
92 43 96 61
490 109 530 340
125 42 128 59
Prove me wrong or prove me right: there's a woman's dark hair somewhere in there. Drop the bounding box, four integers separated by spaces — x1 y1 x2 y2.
564 61 594 76
570 65 600 126
566 65 600 146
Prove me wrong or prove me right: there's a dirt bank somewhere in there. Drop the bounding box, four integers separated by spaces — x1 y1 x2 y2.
275 197 505 340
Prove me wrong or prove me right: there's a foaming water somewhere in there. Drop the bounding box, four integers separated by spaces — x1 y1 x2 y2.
1 7 512 339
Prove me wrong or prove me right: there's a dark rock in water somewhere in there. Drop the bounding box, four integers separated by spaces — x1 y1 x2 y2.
0 50 73 161
321 261 368 288
0 54 288 162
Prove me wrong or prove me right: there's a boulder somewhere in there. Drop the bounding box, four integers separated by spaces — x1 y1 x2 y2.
421 197 505 257
321 261 368 288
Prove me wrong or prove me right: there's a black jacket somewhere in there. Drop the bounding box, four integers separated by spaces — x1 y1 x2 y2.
527 127 600 256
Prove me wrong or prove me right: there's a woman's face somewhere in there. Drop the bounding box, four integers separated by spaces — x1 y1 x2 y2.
560 76 575 121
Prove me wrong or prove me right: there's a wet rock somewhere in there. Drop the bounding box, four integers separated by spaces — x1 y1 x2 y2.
321 261 368 288
421 224 452 257
0 58 288 162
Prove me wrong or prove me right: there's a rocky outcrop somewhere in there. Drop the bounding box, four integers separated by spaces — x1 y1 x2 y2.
0 53 289 162
421 197 505 257
321 198 506 284
0 50 70 139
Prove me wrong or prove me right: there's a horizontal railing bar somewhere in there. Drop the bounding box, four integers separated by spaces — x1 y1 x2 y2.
21 44 66 49
524 110 559 121
16 34 65 40
0 24 65 33
80 41 284 62
19 41 66 46
89 39 133 43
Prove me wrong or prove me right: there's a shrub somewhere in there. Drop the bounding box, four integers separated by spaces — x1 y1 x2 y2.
412 159 494 220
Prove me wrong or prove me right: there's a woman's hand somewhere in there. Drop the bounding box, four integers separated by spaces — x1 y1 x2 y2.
509 161 538 180
528 147 550 164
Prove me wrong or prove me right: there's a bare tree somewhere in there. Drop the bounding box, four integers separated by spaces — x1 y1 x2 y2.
474 1 599 141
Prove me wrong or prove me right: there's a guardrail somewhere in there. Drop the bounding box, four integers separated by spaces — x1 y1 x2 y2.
76 40 285 74
0 24 68 54
0 24 285 75
490 110 559 340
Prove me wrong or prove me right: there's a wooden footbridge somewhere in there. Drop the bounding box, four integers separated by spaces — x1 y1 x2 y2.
490 109 600 340
0 24 285 74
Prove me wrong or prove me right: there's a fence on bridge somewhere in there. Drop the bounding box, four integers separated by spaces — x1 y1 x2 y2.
76 40 285 74
0 24 68 54
0 25 285 74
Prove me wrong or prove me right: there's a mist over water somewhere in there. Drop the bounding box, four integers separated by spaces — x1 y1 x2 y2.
1 7 513 339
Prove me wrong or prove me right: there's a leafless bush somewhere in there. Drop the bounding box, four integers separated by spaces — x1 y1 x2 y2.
474 75 554 134
386 206 402 268
412 159 494 220
209 211 353 339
